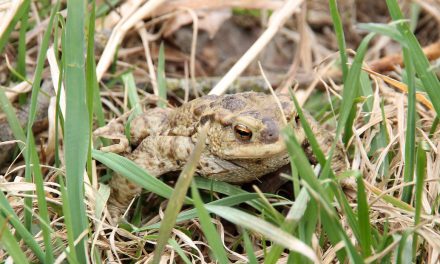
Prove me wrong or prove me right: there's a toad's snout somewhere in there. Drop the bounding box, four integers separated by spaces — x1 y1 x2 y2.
261 117 280 143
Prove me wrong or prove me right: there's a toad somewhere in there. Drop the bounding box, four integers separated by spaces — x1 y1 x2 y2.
94 92 345 216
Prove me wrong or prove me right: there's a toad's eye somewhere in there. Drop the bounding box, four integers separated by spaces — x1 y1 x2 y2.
234 124 252 141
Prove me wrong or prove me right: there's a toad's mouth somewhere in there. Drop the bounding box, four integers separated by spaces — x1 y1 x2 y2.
220 139 287 159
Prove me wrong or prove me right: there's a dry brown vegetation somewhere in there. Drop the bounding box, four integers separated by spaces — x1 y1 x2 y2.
1 0 440 263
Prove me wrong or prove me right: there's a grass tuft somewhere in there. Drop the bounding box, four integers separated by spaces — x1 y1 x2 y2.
64 0 89 260
1 0 439 262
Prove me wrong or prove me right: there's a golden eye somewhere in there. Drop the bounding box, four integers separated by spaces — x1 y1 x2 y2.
234 124 252 141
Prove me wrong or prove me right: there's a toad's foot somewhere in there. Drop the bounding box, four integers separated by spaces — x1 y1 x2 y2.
94 120 130 153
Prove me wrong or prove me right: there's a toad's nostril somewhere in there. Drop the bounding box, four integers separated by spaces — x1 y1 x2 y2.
260 117 280 143
262 131 278 143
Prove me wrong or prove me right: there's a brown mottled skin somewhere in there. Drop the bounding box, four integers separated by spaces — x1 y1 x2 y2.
94 92 346 216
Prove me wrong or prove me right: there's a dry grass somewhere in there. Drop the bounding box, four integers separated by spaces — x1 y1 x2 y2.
1 0 440 263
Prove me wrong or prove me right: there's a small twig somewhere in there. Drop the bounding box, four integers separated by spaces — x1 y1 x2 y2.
155 0 284 15
369 40 440 72
258 62 287 125
363 67 434 110
180 7 199 98
4 81 32 101
209 0 303 95
137 22 159 97
96 0 166 81
0 0 23 38
280 1 311 92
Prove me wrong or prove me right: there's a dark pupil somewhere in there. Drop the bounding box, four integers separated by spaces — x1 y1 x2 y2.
235 126 252 140
237 129 250 137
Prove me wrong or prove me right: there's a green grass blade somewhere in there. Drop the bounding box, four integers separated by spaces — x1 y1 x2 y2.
289 93 366 243
96 0 121 18
64 0 89 259
16 0 30 79
0 84 30 232
0 0 29 54
342 104 358 146
92 150 178 200
289 94 326 166
290 159 300 198
0 193 45 262
283 127 343 260
22 0 60 236
86 0 97 118
122 72 142 139
328 0 348 80
429 116 439 138
333 180 363 249
290 86 367 262
22 1 60 261
168 239 193 264
375 100 391 178
368 184 415 213
401 47 416 203
92 78 107 129
282 127 331 204
319 211 347 261
88 4 106 131
409 3 421 32
328 0 358 146
58 177 79 263
299 200 319 262
54 15 66 168
205 205 318 262
359 71 374 118
356 175 372 257
320 33 375 182
242 229 258 264
152 128 207 263
386 0 440 116
358 22 405 43
24 1 59 129
194 177 256 197
283 127 363 263
191 181 229 264
141 193 269 231
157 42 167 108
264 94 335 262
194 177 284 219
335 32 375 144
265 188 310 263
291 94 366 242
122 72 141 113
29 134 55 262
0 89 26 142
286 97 360 236
0 213 29 264
396 231 413 264
413 141 428 258
86 0 98 179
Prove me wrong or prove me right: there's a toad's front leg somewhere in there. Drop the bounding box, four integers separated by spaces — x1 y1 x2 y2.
93 121 130 153
107 136 195 218
94 108 172 153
